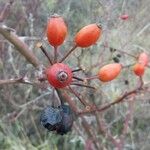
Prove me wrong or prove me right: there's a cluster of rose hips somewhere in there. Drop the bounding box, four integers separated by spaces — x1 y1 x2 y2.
44 14 121 86
39 14 149 134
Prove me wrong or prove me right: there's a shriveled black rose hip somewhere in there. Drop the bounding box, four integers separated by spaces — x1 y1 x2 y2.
40 104 74 135
56 105 74 135
40 106 62 131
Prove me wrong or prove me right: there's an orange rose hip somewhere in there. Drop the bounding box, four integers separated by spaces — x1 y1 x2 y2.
98 63 122 82
47 14 67 46
74 24 102 47
133 63 145 76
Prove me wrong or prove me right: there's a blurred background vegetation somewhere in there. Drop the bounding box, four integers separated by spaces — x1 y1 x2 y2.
0 0 150 149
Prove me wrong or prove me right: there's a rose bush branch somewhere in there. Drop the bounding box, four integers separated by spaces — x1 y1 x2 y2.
1 9 149 149
0 77 34 85
0 24 41 67
0 24 82 116
78 78 145 115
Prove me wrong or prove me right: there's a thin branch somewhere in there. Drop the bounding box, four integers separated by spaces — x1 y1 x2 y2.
55 88 65 105
72 68 83 72
68 86 89 106
19 92 50 108
61 91 79 114
73 76 84 82
59 45 77 62
0 24 71 116
54 46 58 63
36 42 53 65
78 85 144 115
84 75 98 81
0 25 41 67
137 23 150 37
0 77 38 86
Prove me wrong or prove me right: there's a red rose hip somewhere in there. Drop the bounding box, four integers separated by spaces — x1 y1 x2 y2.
98 63 122 82
47 14 67 47
74 24 102 47
46 63 72 88
133 63 145 76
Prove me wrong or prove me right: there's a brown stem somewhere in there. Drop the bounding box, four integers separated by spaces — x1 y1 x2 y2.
0 78 21 85
72 68 83 72
0 25 40 67
68 86 89 106
0 78 36 85
54 46 58 63
36 42 53 65
84 75 98 81
98 90 137 111
0 25 73 117
61 91 79 114
73 76 84 82
0 24 76 113
55 88 65 105
59 45 77 62
78 85 143 115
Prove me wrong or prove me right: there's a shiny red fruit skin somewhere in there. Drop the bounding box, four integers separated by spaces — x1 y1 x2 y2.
133 63 145 76
47 14 67 46
98 63 122 82
46 63 72 88
74 24 102 47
